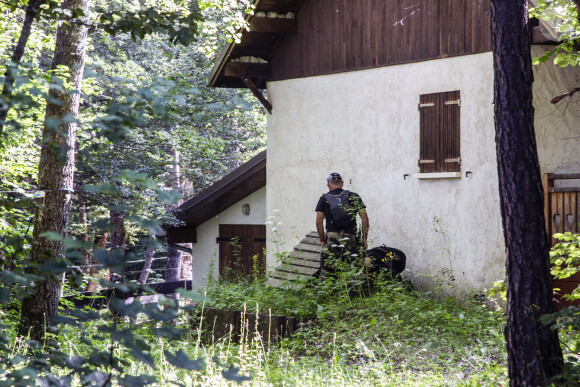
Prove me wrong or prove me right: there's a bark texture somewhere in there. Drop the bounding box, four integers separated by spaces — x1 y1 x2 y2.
86 232 109 292
18 0 91 341
491 1 563 385
110 210 126 282
0 0 46 133
138 242 155 285
165 149 182 282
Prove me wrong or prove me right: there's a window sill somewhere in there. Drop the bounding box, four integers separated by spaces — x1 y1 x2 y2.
413 172 462 179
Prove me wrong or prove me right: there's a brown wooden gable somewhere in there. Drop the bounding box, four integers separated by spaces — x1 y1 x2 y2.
165 151 267 243
209 0 494 89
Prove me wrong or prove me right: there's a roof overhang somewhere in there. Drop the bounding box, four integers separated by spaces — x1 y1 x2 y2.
167 151 267 244
208 0 305 89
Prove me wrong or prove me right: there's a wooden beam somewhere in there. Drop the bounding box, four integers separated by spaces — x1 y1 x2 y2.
241 76 272 114
530 26 557 45
249 17 297 33
166 226 197 244
224 62 270 78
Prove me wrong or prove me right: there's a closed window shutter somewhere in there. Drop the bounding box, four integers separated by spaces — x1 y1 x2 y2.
419 90 461 173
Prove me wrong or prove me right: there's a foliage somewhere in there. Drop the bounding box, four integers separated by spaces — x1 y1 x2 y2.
201 263 509 385
539 231 580 384
530 0 580 67
0 0 264 384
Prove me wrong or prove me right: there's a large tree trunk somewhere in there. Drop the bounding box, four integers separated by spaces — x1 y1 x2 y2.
0 0 46 134
18 0 91 341
165 149 182 282
491 1 563 384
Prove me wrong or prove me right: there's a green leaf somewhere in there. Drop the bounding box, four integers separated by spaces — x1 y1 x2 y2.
0 287 9 304
110 298 143 319
153 326 187 339
94 249 125 271
540 314 556 325
131 347 155 368
118 375 157 387
37 260 68 274
222 366 251 383
39 231 63 241
164 349 205 371
176 288 209 302
65 356 85 369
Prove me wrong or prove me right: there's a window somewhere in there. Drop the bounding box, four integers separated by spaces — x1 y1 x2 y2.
418 90 461 173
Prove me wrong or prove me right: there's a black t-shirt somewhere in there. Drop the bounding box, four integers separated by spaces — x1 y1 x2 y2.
315 188 366 234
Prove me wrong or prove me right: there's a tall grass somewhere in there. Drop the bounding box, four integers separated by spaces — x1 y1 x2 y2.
2 271 510 386
129 274 508 386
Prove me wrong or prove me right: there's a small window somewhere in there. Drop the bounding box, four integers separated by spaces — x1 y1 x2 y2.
418 90 461 173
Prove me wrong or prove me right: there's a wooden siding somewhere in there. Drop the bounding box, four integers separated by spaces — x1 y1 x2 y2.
270 0 491 81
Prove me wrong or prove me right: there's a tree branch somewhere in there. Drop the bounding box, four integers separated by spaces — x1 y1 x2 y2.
551 86 580 103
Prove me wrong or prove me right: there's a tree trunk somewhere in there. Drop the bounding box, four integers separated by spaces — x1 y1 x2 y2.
0 0 46 134
18 0 91 342
79 197 90 274
165 245 182 282
86 232 109 292
139 239 155 285
165 149 182 282
491 1 563 384
110 210 126 282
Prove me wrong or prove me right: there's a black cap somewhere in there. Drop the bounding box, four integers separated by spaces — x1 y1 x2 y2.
327 172 342 181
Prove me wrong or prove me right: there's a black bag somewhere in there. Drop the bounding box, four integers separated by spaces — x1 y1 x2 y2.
365 245 406 276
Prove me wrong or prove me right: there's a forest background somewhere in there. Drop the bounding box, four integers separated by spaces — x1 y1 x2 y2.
0 0 266 286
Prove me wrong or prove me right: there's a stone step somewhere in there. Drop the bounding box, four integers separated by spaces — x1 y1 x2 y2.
306 231 319 238
270 267 316 280
293 242 322 253
268 231 323 288
273 264 318 276
266 276 301 289
281 256 320 269
286 249 321 262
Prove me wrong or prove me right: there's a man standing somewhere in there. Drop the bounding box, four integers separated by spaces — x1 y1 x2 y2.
315 173 369 272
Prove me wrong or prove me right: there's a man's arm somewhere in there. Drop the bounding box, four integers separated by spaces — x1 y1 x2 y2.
359 209 369 250
316 211 325 247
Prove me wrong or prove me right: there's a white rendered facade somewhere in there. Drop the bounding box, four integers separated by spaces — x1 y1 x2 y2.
191 187 266 289
264 51 580 292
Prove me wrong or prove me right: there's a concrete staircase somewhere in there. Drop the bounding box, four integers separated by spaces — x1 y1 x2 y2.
267 231 321 288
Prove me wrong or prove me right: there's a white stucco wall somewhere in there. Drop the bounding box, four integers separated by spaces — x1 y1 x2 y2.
532 46 580 175
266 52 502 293
265 50 580 293
191 187 266 289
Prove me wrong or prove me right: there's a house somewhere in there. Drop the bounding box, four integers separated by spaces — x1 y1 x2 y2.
166 150 266 288
206 0 580 294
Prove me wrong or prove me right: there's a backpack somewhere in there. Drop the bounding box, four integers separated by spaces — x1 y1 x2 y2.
323 190 351 228
365 245 406 276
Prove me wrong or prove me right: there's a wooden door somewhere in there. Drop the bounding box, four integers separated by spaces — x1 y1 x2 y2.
218 224 266 281
543 173 580 310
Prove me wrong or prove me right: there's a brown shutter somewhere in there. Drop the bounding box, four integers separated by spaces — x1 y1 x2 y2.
419 90 460 173
441 90 461 172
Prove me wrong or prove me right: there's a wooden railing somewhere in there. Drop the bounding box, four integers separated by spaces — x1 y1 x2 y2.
543 173 580 310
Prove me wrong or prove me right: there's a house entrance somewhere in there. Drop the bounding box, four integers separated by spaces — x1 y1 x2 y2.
218 224 266 281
